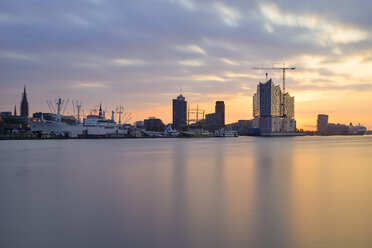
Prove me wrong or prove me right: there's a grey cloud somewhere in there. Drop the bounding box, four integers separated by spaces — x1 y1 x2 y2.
0 0 371 115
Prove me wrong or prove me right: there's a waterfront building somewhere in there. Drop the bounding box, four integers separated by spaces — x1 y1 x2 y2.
205 101 225 132
205 113 215 131
134 121 144 128
215 101 225 127
253 79 282 117
172 94 187 130
252 79 296 134
144 117 165 132
327 123 349 135
316 114 366 135
317 114 329 135
283 93 294 118
0 115 3 132
0 112 12 117
20 86 29 117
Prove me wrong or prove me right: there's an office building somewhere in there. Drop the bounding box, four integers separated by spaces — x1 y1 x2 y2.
172 94 187 130
205 101 225 132
215 101 225 127
317 114 329 135
327 123 349 135
144 117 165 132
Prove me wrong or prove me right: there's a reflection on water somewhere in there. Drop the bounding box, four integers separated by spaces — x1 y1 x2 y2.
1 136 372 248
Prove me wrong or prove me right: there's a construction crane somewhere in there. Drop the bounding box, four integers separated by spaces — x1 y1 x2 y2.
252 63 295 93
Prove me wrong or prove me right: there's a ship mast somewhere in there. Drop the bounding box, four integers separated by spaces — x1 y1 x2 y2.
117 105 124 125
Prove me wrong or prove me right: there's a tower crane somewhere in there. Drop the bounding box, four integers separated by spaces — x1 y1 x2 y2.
252 63 295 93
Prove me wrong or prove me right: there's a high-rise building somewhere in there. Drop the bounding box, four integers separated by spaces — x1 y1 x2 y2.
205 101 225 132
14 105 17 116
20 86 29 117
253 79 282 117
252 79 296 134
172 94 187 130
215 101 225 128
283 93 294 118
317 114 329 135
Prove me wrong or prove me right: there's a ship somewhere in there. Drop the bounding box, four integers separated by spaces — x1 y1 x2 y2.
348 123 367 135
30 98 129 138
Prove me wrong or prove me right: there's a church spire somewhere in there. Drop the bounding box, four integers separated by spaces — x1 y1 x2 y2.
99 102 102 117
20 85 29 117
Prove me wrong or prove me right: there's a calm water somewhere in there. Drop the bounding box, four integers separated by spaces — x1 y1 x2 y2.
1 136 372 248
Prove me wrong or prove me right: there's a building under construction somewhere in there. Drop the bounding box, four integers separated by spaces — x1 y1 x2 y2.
252 78 296 135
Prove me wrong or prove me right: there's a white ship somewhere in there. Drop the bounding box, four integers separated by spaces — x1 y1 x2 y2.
30 99 129 138
348 123 367 135
214 129 239 137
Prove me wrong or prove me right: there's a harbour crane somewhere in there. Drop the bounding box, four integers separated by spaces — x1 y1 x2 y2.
252 63 295 93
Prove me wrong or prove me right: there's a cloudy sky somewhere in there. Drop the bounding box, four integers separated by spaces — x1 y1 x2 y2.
1 0 372 129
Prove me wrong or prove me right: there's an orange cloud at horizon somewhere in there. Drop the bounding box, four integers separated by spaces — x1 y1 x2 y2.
131 89 372 131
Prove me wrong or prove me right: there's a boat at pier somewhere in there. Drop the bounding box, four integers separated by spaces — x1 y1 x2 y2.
30 99 129 138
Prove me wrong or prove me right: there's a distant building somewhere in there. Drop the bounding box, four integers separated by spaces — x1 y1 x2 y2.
144 117 165 132
316 114 366 136
134 121 144 128
14 105 17 116
20 86 29 117
0 112 12 117
317 114 329 135
204 101 225 132
253 79 282 117
252 79 296 134
215 101 225 127
172 94 187 130
283 93 294 118
0 116 4 132
327 123 349 135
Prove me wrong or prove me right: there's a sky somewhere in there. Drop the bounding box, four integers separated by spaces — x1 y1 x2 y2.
1 0 372 130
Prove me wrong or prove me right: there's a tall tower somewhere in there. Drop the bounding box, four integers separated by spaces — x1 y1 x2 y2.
99 102 103 117
20 85 29 117
14 105 17 116
317 114 328 135
172 94 187 130
215 101 225 128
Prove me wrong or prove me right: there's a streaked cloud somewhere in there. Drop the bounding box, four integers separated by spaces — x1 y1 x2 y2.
178 59 205 66
169 0 196 11
76 82 110 88
1 0 372 129
214 2 242 27
259 2 367 45
191 75 226 82
114 58 146 66
220 58 239 65
175 44 207 55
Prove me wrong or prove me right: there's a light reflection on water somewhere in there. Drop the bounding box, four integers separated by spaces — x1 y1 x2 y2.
1 136 372 248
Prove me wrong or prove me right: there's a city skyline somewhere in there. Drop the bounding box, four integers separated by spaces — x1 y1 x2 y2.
1 0 372 130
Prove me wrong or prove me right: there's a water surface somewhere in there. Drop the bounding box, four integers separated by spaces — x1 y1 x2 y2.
1 136 372 248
